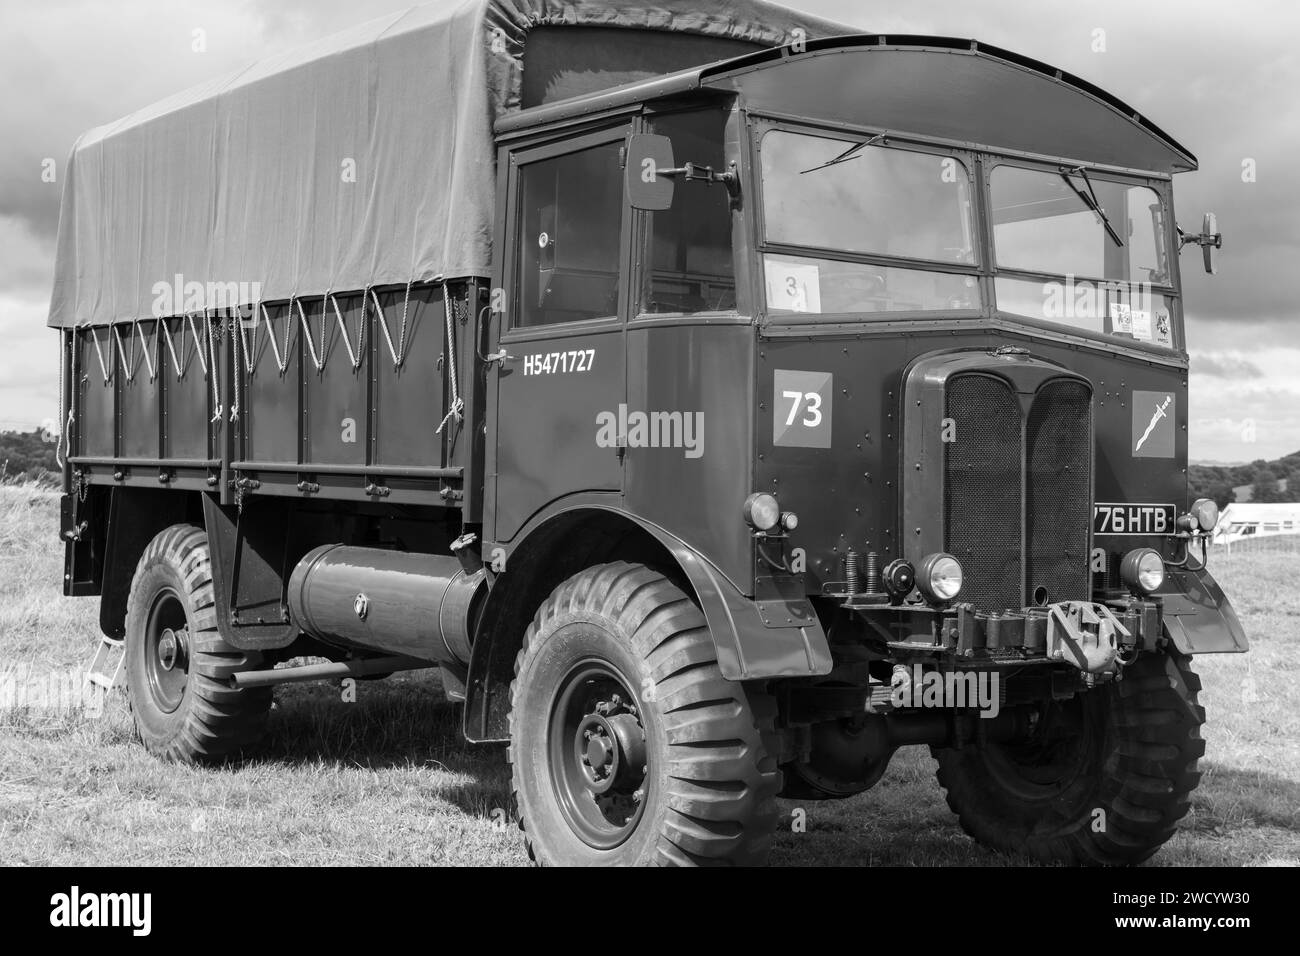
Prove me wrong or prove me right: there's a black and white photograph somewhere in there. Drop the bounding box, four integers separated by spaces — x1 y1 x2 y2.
0 0 1294 913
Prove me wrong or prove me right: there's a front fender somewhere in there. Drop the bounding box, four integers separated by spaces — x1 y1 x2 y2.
632 518 833 681
1159 561 1250 655
463 499 832 743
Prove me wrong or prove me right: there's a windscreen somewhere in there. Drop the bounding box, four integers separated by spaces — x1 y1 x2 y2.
759 129 980 315
990 164 1177 348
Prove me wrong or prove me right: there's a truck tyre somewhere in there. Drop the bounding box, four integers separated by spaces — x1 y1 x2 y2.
932 650 1205 865
123 524 272 762
508 562 782 866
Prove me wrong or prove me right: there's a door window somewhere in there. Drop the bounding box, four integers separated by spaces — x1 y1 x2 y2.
516 141 624 328
639 110 736 314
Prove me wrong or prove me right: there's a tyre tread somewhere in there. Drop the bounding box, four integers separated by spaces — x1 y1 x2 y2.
508 561 780 866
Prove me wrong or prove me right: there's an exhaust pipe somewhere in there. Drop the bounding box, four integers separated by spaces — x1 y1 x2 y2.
232 655 432 689
287 545 486 666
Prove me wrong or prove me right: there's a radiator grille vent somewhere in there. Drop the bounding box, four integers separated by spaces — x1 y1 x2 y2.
944 375 1023 611
942 373 1093 610
1026 379 1093 604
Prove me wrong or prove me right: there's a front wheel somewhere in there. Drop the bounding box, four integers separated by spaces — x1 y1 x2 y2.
509 562 782 866
933 650 1206 865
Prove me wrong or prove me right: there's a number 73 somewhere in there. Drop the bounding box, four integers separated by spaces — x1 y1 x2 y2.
783 390 823 427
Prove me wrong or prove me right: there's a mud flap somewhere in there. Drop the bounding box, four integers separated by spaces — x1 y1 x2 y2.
1159 562 1250 655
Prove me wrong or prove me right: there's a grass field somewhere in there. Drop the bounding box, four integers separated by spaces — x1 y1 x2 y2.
1 484 1296 866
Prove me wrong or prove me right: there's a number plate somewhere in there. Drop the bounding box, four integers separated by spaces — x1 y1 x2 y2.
1093 502 1177 536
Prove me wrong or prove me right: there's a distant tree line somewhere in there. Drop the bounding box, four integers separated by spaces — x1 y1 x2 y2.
1188 451 1300 508
0 429 60 484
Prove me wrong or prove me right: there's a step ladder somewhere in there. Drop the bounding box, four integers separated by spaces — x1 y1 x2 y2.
84 636 125 718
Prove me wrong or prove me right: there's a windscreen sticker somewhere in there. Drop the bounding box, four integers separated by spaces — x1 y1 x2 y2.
774 369 832 448
1132 391 1175 458
1153 309 1173 347
1109 303 1160 342
1094 502 1177 535
1109 303 1133 335
765 258 821 313
1130 309 1153 341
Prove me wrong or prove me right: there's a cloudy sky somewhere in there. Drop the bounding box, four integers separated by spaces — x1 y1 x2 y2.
0 0 1295 461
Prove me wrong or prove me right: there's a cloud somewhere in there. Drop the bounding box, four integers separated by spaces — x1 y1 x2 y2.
1190 352 1263 379
0 215 55 297
1188 415 1300 462
0 1 262 237
0 0 416 239
1188 346 1300 459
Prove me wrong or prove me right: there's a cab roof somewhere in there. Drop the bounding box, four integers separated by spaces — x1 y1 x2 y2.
499 34 1198 175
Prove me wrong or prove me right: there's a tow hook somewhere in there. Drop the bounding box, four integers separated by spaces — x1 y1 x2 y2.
1045 601 1131 681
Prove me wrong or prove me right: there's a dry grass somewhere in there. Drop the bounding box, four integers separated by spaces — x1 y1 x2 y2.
0 484 1296 866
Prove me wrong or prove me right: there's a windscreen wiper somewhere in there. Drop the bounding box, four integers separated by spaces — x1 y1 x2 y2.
800 134 885 175
1059 165 1124 248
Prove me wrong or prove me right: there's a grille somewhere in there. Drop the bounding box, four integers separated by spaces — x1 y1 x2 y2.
1025 380 1093 604
944 375 1023 611
942 373 1092 611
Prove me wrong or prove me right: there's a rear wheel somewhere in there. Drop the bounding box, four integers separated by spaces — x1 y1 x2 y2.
123 525 272 762
933 651 1205 865
509 562 782 866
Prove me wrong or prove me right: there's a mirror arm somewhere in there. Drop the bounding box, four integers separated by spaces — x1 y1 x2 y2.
1177 228 1222 250
655 161 741 198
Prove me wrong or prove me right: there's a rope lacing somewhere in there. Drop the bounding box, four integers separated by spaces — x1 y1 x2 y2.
435 280 463 435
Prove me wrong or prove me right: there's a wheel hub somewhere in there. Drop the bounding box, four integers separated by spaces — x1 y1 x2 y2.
575 708 646 795
549 663 650 849
143 590 191 714
984 696 1094 797
156 627 187 672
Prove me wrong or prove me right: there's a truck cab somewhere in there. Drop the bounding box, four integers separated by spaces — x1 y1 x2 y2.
471 35 1243 862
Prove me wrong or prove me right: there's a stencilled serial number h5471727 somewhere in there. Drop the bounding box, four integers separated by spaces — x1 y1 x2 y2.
1093 502 1177 535
523 349 595 376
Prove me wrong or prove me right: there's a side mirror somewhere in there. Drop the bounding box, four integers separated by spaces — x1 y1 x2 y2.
1179 212 1223 275
625 134 676 211
1201 213 1221 274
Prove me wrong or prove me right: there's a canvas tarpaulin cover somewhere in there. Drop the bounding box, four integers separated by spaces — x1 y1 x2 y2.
47 0 849 328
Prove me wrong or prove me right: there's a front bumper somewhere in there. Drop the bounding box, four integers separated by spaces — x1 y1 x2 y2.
841 592 1167 682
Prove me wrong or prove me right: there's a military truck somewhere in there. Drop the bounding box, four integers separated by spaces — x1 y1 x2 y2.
50 0 1246 866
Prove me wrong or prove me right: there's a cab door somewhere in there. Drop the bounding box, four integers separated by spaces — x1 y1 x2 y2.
487 126 632 542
